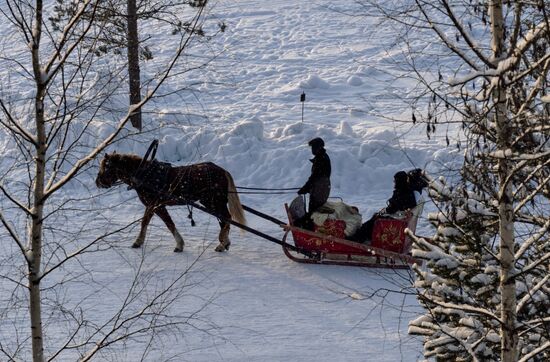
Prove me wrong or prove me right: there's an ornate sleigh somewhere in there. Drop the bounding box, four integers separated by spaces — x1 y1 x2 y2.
282 199 423 268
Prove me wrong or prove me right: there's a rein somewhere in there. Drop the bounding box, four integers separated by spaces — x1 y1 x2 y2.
230 191 298 195
236 186 300 191
109 140 303 196
127 140 161 191
233 186 300 195
111 179 125 187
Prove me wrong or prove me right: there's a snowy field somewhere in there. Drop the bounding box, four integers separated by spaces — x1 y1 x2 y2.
0 0 461 361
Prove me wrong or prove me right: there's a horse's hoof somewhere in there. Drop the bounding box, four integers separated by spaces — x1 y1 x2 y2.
131 243 141 249
174 247 183 253
215 242 230 252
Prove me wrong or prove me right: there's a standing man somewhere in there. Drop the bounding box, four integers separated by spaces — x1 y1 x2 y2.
298 137 331 215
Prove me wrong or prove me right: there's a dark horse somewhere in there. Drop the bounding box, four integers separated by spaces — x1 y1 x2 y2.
96 153 246 252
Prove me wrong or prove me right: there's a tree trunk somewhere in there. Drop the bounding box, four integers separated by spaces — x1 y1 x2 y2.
490 1 518 361
29 88 47 362
127 0 142 130
30 1 46 360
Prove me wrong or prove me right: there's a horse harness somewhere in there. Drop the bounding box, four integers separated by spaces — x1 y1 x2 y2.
130 159 174 199
127 141 221 225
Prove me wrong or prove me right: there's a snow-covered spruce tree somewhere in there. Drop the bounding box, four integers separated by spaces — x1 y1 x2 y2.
355 0 549 360
393 1 550 361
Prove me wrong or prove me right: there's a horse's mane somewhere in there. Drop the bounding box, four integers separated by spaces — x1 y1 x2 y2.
108 153 144 171
110 153 142 162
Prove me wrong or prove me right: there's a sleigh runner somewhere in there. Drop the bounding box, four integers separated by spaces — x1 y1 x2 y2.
183 198 422 268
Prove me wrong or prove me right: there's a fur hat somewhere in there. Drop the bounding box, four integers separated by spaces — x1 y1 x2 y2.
308 137 325 148
393 171 408 189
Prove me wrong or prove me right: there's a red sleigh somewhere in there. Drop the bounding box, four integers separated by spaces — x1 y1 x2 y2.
282 201 423 268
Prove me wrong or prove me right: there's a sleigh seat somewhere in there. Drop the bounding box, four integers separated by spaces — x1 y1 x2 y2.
370 202 424 253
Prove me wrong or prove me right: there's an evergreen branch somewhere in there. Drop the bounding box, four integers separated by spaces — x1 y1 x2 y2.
511 157 550 201
518 341 550 362
514 219 550 260
515 252 550 278
417 295 502 324
516 274 550 314
514 173 550 216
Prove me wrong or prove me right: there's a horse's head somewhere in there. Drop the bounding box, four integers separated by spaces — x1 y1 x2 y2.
96 153 120 188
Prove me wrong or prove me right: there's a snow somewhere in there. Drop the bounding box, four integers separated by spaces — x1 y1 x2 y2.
0 0 463 361
471 273 492 286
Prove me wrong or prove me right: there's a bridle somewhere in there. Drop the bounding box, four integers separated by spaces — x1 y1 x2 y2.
98 157 124 188
97 140 162 190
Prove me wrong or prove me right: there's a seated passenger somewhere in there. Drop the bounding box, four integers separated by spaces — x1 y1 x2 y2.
350 171 417 243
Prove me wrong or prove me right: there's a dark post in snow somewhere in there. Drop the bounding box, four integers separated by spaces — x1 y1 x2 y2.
127 0 142 130
300 91 306 122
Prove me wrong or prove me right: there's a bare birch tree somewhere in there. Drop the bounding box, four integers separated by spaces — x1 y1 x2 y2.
355 0 550 360
0 0 219 360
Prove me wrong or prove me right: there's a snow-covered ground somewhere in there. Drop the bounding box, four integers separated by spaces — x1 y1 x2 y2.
0 0 461 361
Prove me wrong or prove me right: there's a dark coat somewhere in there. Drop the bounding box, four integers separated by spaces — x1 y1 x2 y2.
385 187 417 214
299 149 331 193
349 173 417 243
298 148 331 213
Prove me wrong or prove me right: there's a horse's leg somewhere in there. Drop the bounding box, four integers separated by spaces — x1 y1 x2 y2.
155 206 185 252
133 206 155 248
214 221 231 252
214 204 232 252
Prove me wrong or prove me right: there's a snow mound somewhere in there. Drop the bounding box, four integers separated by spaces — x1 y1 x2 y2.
298 74 330 89
337 121 355 136
228 119 264 140
282 121 305 136
347 75 363 86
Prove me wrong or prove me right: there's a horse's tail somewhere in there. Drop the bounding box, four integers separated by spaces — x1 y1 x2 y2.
225 171 247 227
